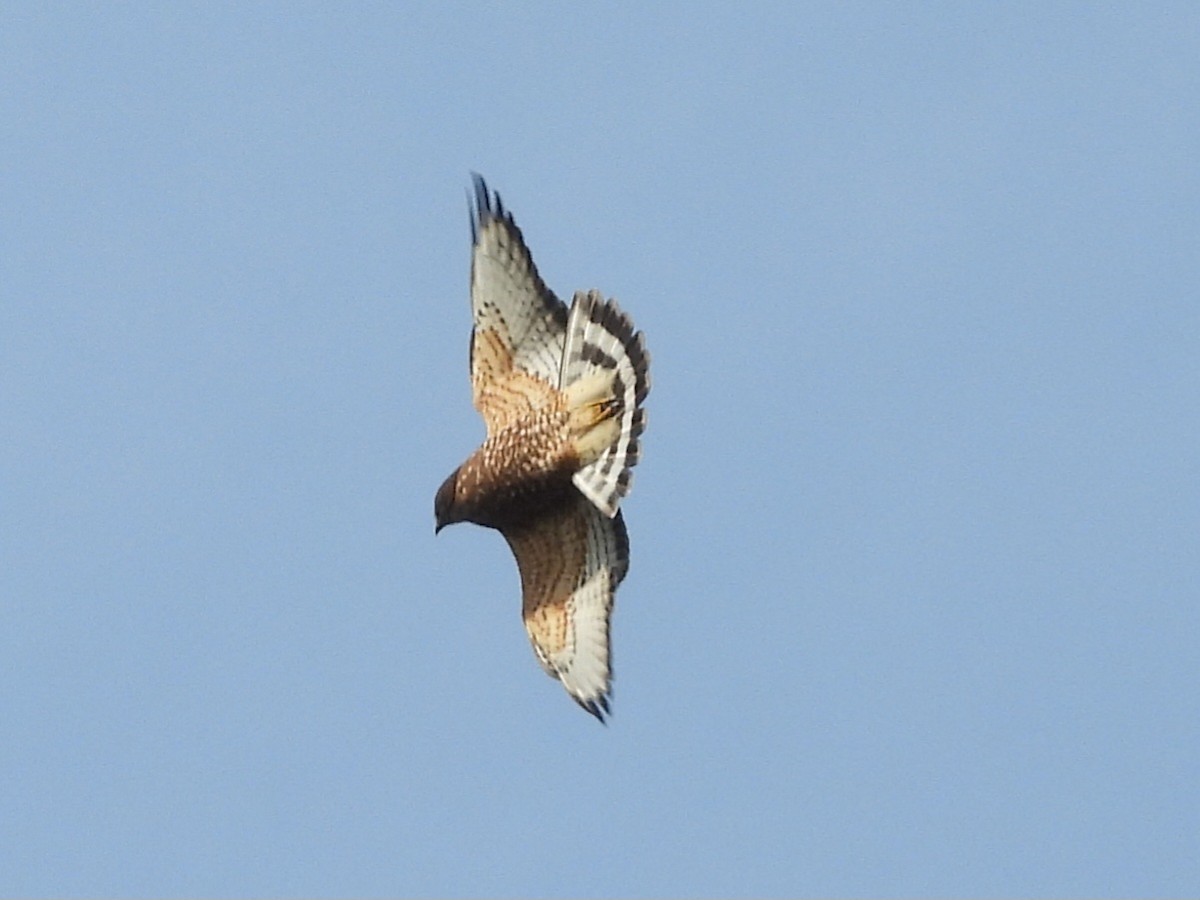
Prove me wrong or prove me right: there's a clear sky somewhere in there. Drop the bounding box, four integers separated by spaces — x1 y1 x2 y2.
2 4 1197 896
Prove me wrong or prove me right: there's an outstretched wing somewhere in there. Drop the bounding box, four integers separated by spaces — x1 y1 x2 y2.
469 175 568 435
503 495 630 722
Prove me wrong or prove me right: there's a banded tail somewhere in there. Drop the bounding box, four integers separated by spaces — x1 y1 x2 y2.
560 289 650 517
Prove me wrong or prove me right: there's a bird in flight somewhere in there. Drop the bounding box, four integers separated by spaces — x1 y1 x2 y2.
435 176 650 721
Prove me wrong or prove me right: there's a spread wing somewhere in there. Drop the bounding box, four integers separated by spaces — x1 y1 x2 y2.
469 175 568 435
503 496 630 721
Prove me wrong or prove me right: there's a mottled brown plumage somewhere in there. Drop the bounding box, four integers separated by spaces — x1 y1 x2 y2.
435 406 577 532
434 176 649 721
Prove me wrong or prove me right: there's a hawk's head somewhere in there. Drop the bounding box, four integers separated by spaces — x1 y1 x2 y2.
434 468 462 534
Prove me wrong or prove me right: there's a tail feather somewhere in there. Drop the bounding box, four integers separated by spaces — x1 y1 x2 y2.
560 290 650 517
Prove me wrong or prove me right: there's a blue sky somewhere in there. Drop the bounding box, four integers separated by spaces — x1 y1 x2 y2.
2 3 1198 896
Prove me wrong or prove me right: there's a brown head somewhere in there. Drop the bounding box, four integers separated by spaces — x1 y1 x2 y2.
434 468 462 534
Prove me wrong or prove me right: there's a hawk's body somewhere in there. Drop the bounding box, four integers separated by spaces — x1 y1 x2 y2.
435 176 649 721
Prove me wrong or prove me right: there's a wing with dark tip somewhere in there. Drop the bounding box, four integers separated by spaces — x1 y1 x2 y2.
503 495 629 722
469 175 568 435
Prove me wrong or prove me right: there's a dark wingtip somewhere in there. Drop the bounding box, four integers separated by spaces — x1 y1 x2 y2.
469 172 487 243
576 692 612 725
466 173 568 329
470 172 505 244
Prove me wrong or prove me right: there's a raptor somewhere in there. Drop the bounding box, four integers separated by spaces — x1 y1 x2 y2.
435 176 650 721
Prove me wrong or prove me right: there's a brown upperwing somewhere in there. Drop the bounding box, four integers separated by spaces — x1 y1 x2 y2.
470 327 562 436
469 176 568 435
503 495 629 721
